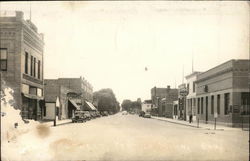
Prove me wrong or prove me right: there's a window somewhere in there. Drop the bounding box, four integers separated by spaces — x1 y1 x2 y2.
193 82 195 93
25 52 28 74
33 57 36 77
241 92 250 115
0 48 7 71
217 95 220 114
38 60 40 79
224 93 230 115
30 55 33 76
211 95 214 114
187 84 189 93
197 98 200 114
201 97 203 114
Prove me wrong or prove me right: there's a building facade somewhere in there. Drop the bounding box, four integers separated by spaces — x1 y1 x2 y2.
151 86 178 117
44 77 93 120
0 11 44 120
141 100 153 112
185 71 202 122
178 83 187 120
195 59 250 127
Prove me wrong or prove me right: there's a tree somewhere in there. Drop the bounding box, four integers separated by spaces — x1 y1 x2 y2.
121 99 132 111
93 88 119 113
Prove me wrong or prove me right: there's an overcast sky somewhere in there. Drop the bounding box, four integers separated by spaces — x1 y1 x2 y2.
0 1 249 103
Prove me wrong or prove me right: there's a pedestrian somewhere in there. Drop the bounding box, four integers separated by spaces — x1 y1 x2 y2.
189 114 191 123
190 114 193 123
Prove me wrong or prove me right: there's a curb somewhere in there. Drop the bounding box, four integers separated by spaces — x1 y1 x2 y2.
152 117 199 128
152 117 225 131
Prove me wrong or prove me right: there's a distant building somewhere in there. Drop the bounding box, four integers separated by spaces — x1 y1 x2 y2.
141 100 153 112
0 11 44 120
185 71 202 122
44 77 93 120
151 86 178 117
195 59 250 127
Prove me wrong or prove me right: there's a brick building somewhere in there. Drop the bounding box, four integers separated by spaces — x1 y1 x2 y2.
0 11 44 120
44 77 93 119
195 59 250 127
151 86 178 117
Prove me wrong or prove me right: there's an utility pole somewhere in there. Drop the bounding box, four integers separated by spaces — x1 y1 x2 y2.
29 1 32 21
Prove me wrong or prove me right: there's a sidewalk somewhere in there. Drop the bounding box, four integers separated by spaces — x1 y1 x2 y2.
41 119 72 127
152 116 243 131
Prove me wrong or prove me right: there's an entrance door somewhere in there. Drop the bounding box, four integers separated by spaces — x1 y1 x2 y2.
205 96 208 123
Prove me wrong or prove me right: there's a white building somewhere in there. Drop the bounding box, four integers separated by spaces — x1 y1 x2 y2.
185 71 202 122
141 100 153 112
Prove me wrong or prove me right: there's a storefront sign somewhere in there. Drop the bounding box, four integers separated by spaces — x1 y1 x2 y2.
21 84 29 94
214 112 218 118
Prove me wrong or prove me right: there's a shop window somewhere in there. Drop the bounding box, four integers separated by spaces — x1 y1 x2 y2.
211 95 214 114
201 97 203 114
241 92 250 115
197 98 200 114
224 93 230 115
0 48 7 71
217 94 220 114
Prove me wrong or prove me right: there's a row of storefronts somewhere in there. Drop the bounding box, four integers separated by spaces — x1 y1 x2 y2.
148 59 249 127
0 11 95 121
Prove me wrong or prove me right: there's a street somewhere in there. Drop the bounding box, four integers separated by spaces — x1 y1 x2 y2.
5 113 247 161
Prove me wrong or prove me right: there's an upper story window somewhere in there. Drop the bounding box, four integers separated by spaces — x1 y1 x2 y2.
0 48 7 71
30 55 33 76
38 60 41 79
187 83 189 94
33 57 36 77
25 52 29 74
193 82 195 93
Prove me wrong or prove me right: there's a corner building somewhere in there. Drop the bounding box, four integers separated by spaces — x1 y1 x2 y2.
195 59 249 127
0 11 44 120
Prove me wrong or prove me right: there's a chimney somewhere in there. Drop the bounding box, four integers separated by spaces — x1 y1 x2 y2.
167 85 170 89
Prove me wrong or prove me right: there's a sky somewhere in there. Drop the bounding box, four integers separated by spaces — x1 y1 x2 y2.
0 1 249 103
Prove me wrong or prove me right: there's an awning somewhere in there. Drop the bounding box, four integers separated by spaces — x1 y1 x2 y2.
22 93 44 100
85 101 97 111
69 99 80 110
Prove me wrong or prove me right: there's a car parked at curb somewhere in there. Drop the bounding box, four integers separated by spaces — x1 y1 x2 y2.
139 111 145 117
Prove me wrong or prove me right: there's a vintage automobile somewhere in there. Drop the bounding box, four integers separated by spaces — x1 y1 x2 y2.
103 111 109 116
144 113 151 118
72 110 86 123
90 111 97 118
83 111 92 120
139 111 145 117
95 111 101 117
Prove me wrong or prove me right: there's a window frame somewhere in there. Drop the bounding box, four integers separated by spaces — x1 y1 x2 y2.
0 48 8 71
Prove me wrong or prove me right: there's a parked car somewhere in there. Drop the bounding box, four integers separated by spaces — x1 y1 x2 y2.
83 111 92 120
72 110 86 123
122 111 128 115
144 113 151 118
90 111 97 118
139 111 145 117
103 111 109 116
95 111 101 117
